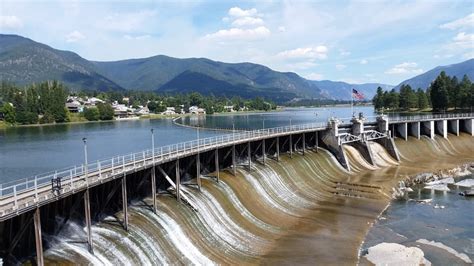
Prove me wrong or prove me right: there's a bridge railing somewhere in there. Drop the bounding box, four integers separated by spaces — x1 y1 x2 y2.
0 121 329 199
389 112 474 122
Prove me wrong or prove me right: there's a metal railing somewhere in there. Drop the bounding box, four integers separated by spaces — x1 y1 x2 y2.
0 121 329 201
389 112 474 122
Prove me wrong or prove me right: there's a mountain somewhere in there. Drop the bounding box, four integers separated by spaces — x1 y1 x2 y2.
311 80 394 100
394 59 474 91
0 34 124 91
93 56 323 101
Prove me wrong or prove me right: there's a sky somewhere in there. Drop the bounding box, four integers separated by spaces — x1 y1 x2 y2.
0 0 473 85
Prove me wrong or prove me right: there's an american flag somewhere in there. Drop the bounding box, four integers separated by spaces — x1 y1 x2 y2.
352 88 364 100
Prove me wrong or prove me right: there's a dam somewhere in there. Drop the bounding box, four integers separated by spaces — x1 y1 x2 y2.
0 113 473 264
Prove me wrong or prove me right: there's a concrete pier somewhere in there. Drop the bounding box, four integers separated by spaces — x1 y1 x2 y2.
84 189 93 253
215 149 219 182
122 174 128 231
196 153 201 190
33 208 43 266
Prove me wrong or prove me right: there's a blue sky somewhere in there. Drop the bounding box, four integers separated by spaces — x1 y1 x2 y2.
0 0 473 85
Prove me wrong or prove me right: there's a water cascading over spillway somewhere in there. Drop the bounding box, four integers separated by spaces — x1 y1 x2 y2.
42 134 474 265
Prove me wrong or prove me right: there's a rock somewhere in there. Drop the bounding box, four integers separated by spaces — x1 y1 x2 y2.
424 184 450 191
426 177 455 185
365 242 431 266
455 178 474 188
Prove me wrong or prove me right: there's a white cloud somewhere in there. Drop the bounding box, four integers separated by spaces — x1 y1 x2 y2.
452 32 474 49
336 64 346 70
65 30 85 42
204 26 270 41
277 46 328 60
0 15 23 29
231 17 264 27
440 13 474 30
385 62 423 75
360 59 368 64
305 73 323 80
228 7 259 18
278 26 286 32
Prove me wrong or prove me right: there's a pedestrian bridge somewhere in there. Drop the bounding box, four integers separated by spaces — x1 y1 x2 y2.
0 112 473 265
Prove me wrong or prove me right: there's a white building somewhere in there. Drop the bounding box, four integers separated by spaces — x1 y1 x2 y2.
189 106 206 115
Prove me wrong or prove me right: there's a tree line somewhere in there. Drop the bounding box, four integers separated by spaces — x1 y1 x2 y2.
373 72 474 112
0 81 277 125
0 81 68 124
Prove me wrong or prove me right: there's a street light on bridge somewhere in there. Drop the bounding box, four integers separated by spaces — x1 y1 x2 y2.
82 137 88 187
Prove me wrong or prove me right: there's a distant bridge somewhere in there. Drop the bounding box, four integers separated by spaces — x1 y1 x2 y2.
0 112 473 265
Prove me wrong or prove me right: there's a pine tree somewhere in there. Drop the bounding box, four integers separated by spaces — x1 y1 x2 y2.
416 88 428 109
430 71 449 111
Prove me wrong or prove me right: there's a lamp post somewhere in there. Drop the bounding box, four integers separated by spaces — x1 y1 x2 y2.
82 137 88 187
151 129 155 163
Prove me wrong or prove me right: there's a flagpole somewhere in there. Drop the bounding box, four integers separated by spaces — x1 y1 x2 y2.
351 88 353 117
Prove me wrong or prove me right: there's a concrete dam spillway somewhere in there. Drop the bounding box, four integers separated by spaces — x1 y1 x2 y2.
0 114 473 264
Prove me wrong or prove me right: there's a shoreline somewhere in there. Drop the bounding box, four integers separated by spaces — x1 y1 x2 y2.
0 109 277 130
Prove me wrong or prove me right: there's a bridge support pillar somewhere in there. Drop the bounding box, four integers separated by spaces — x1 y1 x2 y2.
151 167 157 213
84 188 93 253
248 142 251 170
196 153 201 191
262 139 266 165
215 149 219 182
463 119 474 136
436 120 447 138
289 134 293 158
176 160 181 201
410 122 420 139
397 123 408 141
449 119 459 136
232 145 236 176
315 131 318 152
122 174 128 231
33 208 44 266
302 133 306 155
276 137 280 161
